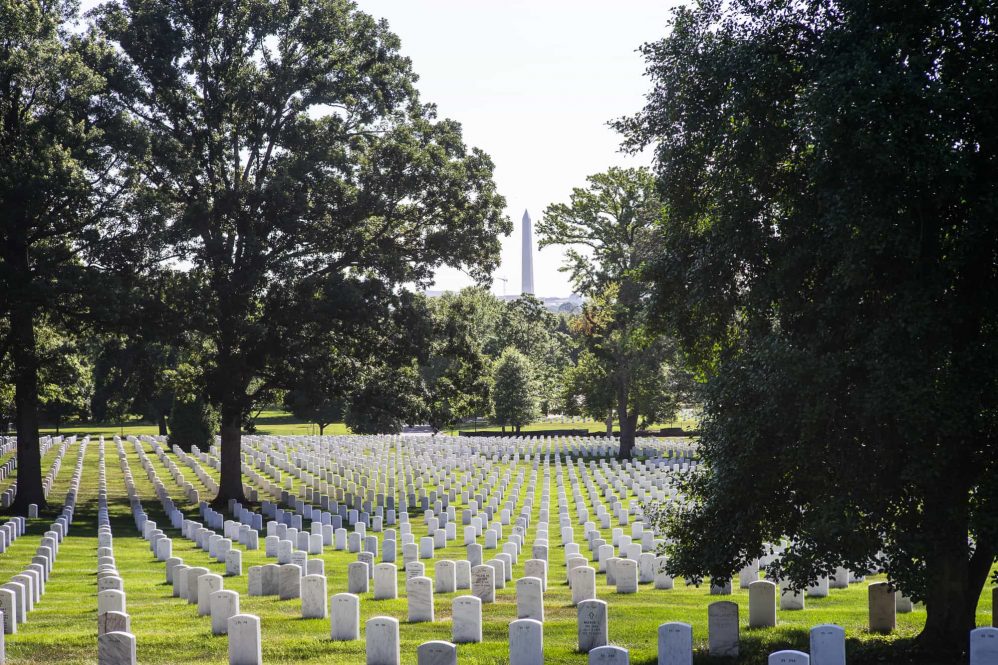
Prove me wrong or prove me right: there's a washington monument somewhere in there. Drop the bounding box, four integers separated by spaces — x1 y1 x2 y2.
521 209 534 295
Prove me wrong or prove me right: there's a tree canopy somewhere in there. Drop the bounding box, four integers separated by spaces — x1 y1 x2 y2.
538 167 680 457
97 0 509 505
619 0 998 654
491 347 537 434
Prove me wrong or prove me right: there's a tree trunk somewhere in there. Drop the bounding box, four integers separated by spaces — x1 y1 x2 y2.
605 409 613 437
157 413 168 437
915 476 990 657
9 301 47 514
616 387 637 460
211 401 248 509
318 423 325 436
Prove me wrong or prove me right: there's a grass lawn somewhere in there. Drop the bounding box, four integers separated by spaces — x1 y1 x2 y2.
1 435 992 664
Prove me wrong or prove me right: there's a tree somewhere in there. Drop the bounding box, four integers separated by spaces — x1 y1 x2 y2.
487 295 571 415
491 348 537 434
537 167 677 457
560 349 614 434
420 289 493 433
0 0 143 513
619 0 998 654
35 326 93 434
99 0 509 506
283 388 344 436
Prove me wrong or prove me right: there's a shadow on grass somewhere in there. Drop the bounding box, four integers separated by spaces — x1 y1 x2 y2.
629 631 960 665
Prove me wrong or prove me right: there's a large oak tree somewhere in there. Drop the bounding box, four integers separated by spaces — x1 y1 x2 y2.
620 0 998 654
97 0 509 506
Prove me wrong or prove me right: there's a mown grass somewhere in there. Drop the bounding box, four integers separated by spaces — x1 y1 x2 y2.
1 437 993 664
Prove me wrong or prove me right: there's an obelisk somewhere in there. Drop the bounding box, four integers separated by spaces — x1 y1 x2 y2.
521 209 534 295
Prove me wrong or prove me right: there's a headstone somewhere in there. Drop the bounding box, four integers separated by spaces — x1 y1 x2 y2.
416 640 457 665
970 627 998 665
279 564 301 600
779 580 805 611
407 576 434 622
749 580 777 628
471 565 495 603
868 582 896 633
98 630 136 665
348 561 369 594
616 559 638 594
210 590 239 636
452 595 482 643
330 593 360 640
769 651 809 664
301 574 328 619
509 618 543 665
657 621 693 665
435 560 456 593
98 611 131 636
98 589 126 615
197 574 223 616
809 624 846 665
228 614 262 665
571 566 597 605
708 601 739 658
589 645 629 664
516 576 544 621
374 563 398 600
577 599 608 653
654 557 673 590
366 615 400 665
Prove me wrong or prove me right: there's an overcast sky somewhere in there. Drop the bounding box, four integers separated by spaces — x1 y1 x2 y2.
356 0 679 297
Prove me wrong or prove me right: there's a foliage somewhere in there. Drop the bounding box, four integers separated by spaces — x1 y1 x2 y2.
168 397 218 452
491 347 538 433
538 167 681 457
0 0 146 511
419 289 493 432
618 0 998 652
559 349 614 424
344 363 424 435
97 0 510 503
283 388 344 436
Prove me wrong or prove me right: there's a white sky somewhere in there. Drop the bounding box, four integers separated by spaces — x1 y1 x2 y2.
356 0 679 297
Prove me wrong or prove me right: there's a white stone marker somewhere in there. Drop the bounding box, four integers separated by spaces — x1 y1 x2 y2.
471 564 495 603
809 623 846 665
302 574 328 619
780 580 805 610
590 645 629 664
416 640 457 665
738 560 759 588
98 611 130 636
98 630 136 665
228 614 262 665
374 563 398 600
452 595 482 643
657 621 693 665
749 580 777 628
280 564 301 600
98 589 126 615
577 598 608 653
197 574 223 616
524 559 547 591
708 600 739 658
516 576 544 621
330 593 360 640
348 561 369 594
654 557 674 590
616 559 638 594
509 618 543 665
571 566 597 605
407 576 434 622
435 560 456 593
366 615 400 665
210 590 239 636
971 627 998 665
186 567 209 604
868 582 896 633
769 650 809 664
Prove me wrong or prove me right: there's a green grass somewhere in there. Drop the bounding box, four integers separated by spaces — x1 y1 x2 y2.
1 438 993 664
